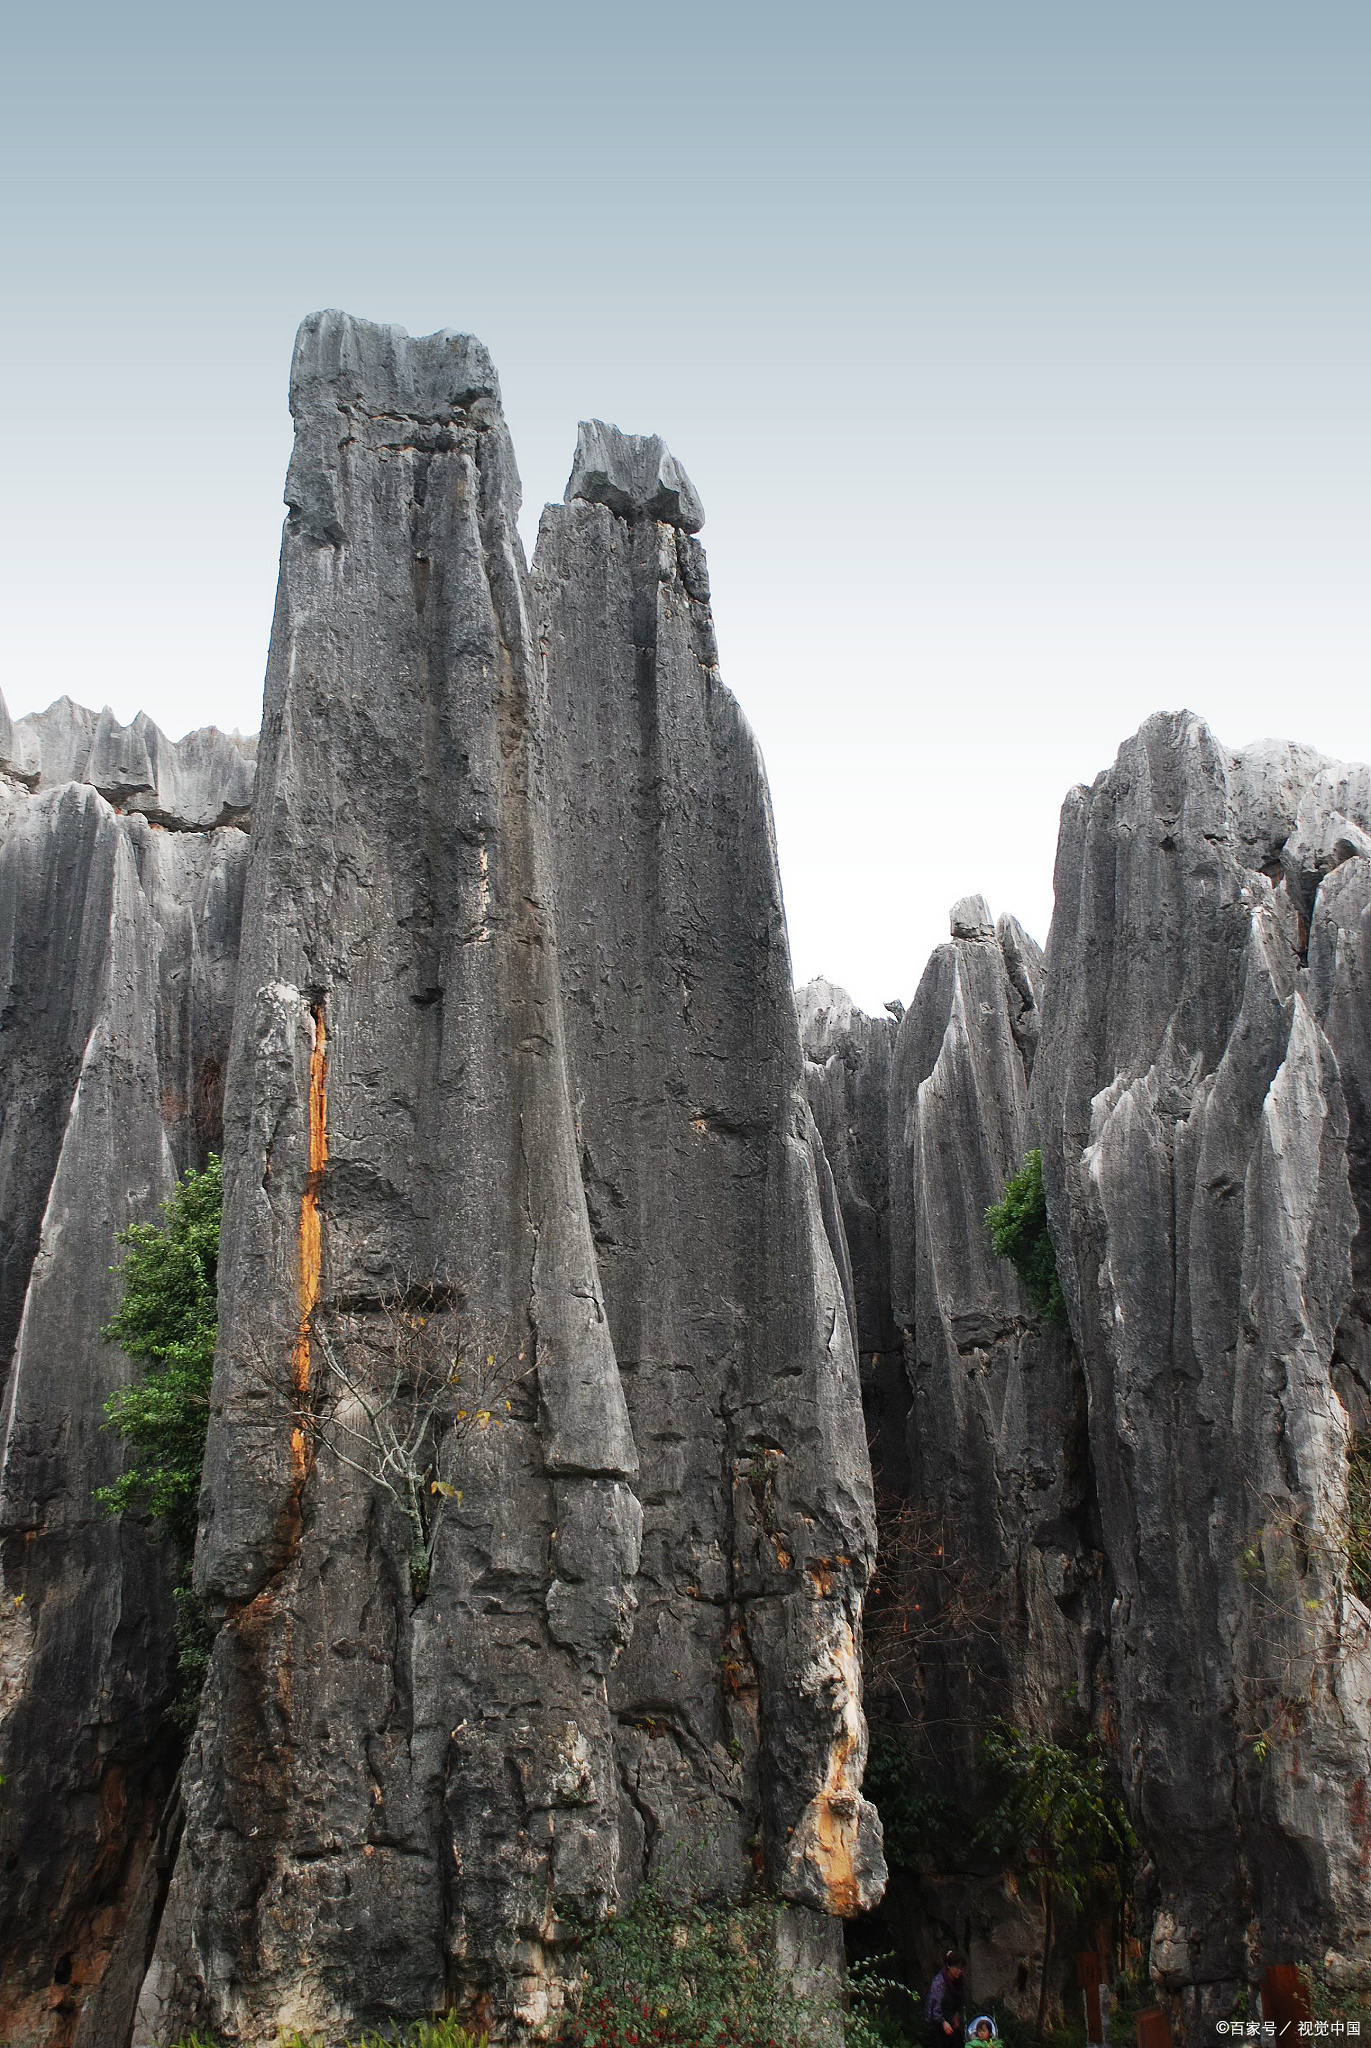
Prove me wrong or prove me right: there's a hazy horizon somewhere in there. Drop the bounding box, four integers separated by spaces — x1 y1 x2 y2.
4 1 1367 1013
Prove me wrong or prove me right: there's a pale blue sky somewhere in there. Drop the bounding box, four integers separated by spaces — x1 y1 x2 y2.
3 2 1367 1008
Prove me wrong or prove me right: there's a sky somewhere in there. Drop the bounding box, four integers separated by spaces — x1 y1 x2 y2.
2 1 1367 1012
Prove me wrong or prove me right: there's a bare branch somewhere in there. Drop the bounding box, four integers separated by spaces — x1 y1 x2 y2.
288 1287 537 1601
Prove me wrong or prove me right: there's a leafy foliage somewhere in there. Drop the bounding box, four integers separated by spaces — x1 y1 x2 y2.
97 1156 222 1551
1297 1967 1371 2027
553 1881 898 2048
97 1156 221 1731
985 1150 1067 1328
169 1585 217 1735
862 1733 955 1875
171 2022 487 2048
976 1723 1134 2030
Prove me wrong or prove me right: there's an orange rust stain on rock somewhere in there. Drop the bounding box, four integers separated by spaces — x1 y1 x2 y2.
814 1809 860 1914
811 1714 862 1914
291 1001 328 1478
802 1620 867 1916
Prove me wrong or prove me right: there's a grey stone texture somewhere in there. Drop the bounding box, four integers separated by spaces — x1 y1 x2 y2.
887 902 1099 1755
0 695 250 2047
1 696 255 831
803 710 1371 2026
1034 712 1371 2031
796 981 907 1494
536 478 883 1930
564 420 705 535
6 302 1369 2048
133 319 880 2044
799 913 1102 2000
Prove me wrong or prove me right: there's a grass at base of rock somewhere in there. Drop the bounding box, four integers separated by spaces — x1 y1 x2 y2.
169 2021 486 2048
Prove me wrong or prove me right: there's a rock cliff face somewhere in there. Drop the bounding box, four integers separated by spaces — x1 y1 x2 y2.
536 426 882 1927
805 715 1371 2030
0 700 251 2048
800 907 1103 1990
4 310 1370 2048
134 328 879 2044
881 897 1097 1758
1035 714 1371 2026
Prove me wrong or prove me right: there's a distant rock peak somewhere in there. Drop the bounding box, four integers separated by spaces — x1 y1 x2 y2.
0 689 255 832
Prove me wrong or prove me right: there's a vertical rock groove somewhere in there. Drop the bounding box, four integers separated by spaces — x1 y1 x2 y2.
9 320 1367 2046
535 421 884 1945
291 1000 328 1477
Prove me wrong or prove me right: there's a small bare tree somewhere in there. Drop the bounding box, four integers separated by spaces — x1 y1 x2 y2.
862 1491 998 1719
302 1299 531 1600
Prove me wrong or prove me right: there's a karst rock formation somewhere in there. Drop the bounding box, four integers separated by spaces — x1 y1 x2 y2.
801 718 1371 2033
0 699 252 2045
123 315 880 2046
0 314 1367 2047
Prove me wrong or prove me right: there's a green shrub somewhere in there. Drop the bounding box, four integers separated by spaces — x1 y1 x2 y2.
1297 1968 1371 2027
97 1155 221 1729
557 1885 829 2048
170 2020 487 2047
976 1723 1133 2034
861 1733 955 1875
551 1880 897 2048
985 1150 1067 1328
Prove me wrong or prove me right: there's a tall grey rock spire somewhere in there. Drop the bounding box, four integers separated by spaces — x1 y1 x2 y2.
135 320 880 2044
0 698 250 2046
536 425 883 1927
1035 714 1371 2032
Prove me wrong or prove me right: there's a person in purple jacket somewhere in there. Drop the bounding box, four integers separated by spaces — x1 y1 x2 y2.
926 1951 968 2048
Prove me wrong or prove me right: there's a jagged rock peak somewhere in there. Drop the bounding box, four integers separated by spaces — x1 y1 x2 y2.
795 977 888 1062
1036 705 1371 2023
290 308 502 423
565 418 705 533
0 723 249 2037
0 687 256 831
950 893 996 940
286 311 517 546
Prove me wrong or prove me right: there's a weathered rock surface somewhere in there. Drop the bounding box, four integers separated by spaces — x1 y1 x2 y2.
8 305 1369 2048
1 696 255 831
800 913 1103 1995
885 902 1099 1758
1034 713 1371 2029
797 980 898 1367
135 318 879 2044
564 419 705 535
0 697 250 2046
807 718 1371 2021
536 451 882 1932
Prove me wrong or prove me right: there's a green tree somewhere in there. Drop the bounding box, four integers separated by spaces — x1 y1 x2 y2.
97 1154 221 1727
553 1878 900 2048
861 1732 955 1876
976 1724 1133 2033
985 1149 1067 1327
